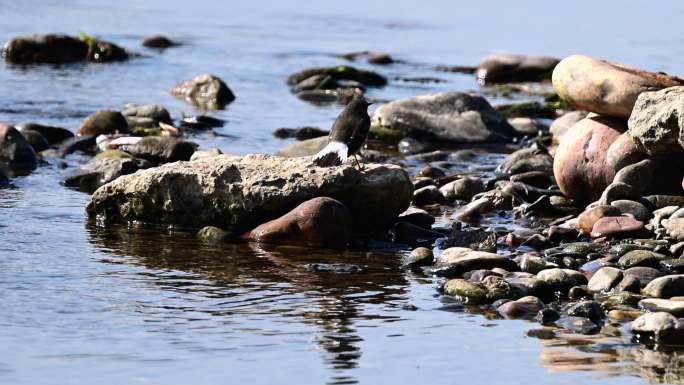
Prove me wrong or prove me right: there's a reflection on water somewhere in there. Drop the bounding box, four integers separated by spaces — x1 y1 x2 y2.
88 225 410 382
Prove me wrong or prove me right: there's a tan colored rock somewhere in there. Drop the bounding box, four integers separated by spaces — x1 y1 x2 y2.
87 154 412 231
552 55 683 118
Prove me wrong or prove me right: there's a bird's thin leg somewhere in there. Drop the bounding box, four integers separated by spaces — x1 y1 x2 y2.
353 154 365 171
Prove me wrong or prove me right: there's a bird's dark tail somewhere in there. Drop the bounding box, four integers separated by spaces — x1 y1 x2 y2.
312 141 348 167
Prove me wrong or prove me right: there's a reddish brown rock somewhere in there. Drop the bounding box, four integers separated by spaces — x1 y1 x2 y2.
247 197 352 248
590 216 644 238
498 296 544 318
553 115 626 202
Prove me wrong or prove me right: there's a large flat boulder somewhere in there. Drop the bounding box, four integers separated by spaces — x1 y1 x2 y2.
86 154 412 231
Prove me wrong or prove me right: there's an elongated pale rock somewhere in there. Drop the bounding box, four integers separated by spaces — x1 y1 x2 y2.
552 55 683 118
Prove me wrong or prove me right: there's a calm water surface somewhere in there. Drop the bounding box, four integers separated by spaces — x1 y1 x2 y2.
2 1 684 384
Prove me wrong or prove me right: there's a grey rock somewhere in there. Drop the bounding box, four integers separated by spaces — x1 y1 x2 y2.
171 74 235 109
611 199 651 222
439 176 486 202
497 146 553 175
122 104 172 125
371 92 517 144
121 137 198 164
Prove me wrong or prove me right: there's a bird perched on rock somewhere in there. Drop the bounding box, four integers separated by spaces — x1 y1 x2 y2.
312 98 372 170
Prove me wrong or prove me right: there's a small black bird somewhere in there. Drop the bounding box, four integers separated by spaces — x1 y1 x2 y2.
313 98 372 169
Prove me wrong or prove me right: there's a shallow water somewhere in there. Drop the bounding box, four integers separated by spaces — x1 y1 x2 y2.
2 1 684 384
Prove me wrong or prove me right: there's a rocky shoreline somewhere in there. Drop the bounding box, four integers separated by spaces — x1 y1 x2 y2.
5 33 684 349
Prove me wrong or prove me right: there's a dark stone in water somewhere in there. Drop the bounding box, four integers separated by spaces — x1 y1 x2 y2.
179 115 226 131
412 185 444 206
142 35 179 48
121 137 198 164
60 135 97 157
287 65 387 87
0 123 37 176
390 221 445 247
536 308 560 325
78 110 130 136
18 123 74 144
305 263 365 274
3 33 128 64
397 208 435 229
19 129 50 153
567 286 590 300
273 126 328 140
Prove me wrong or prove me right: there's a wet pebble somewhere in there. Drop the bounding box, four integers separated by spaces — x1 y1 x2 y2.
439 176 486 202
537 308 560 324
618 250 666 269
497 296 544 319
413 185 444 206
402 247 434 269
397 207 435 229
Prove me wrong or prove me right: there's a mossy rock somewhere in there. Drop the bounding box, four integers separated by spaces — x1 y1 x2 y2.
197 226 230 242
